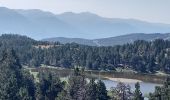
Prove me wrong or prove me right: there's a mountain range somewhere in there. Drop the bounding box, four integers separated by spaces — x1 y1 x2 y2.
42 33 170 46
1 7 170 40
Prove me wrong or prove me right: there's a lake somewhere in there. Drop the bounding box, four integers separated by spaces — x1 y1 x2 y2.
30 67 163 95
102 79 162 95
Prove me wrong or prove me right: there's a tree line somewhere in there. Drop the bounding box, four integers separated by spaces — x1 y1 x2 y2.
0 34 170 74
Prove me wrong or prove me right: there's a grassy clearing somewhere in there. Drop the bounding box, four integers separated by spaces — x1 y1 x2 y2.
23 66 39 82
30 70 39 82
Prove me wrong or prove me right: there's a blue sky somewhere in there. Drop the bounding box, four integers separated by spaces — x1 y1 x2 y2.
0 0 170 24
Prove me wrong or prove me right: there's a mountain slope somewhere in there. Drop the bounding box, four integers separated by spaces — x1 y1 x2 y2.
42 33 170 46
0 7 170 39
0 7 31 35
43 37 96 46
96 33 170 46
56 12 170 39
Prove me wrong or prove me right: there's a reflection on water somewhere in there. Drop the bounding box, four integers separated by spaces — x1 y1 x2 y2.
102 79 162 95
33 68 163 95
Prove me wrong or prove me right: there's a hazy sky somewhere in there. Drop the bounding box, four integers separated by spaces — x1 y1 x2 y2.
0 0 170 24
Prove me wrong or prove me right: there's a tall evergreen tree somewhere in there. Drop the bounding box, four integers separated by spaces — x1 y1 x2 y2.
67 68 86 100
56 90 71 100
0 49 22 99
85 78 97 100
96 80 109 100
110 82 133 100
149 77 170 100
133 82 144 100
19 70 36 100
36 72 64 100
0 49 35 100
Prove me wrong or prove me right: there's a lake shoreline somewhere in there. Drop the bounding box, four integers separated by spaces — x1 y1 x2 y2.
27 66 167 84
104 77 142 83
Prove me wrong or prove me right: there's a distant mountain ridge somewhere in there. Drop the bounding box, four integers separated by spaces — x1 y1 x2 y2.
42 33 170 46
1 7 170 39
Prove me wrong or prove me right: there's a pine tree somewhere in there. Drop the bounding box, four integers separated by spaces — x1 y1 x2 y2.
85 78 97 100
66 68 87 100
0 49 35 99
20 70 36 100
149 77 170 100
56 90 71 100
134 82 144 100
0 50 22 99
96 80 109 100
36 72 64 100
110 82 133 100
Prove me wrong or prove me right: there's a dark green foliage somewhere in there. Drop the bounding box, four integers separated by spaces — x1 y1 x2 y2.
2 47 170 100
66 68 109 100
110 82 133 100
36 72 64 100
0 49 22 99
149 77 170 100
1 34 170 73
67 68 86 100
133 82 144 100
96 80 109 100
85 78 98 100
0 49 35 100
56 90 70 100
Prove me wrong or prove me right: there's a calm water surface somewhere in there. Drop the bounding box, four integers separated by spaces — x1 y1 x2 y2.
102 79 162 95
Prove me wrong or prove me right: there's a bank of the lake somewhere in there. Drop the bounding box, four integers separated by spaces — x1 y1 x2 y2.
85 70 167 84
27 67 165 95
27 66 167 84
104 77 142 83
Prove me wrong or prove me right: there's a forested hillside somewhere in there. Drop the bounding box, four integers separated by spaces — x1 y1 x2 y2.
43 33 170 46
0 34 170 74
